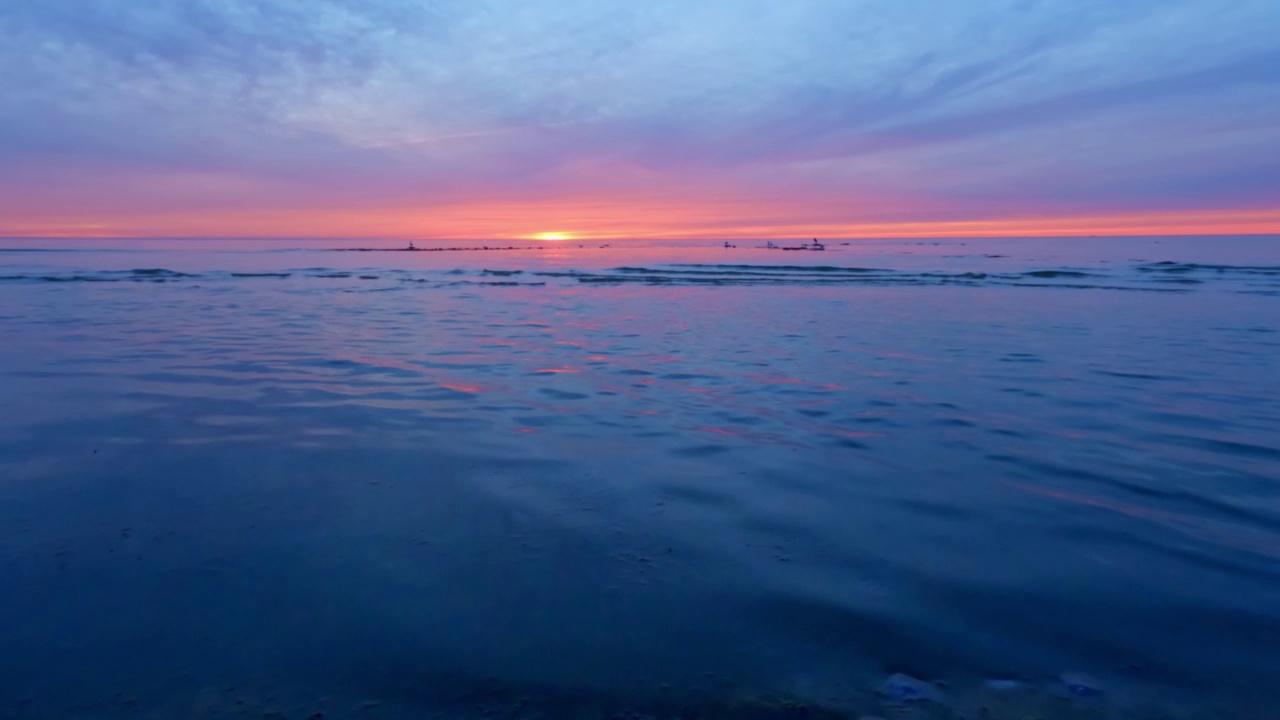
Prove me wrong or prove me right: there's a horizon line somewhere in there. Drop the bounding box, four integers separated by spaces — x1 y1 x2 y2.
2 231 1278 242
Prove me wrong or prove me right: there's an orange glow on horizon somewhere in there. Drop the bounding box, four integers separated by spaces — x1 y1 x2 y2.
2 199 1277 240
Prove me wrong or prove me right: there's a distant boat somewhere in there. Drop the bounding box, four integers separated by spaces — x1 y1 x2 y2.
767 239 824 251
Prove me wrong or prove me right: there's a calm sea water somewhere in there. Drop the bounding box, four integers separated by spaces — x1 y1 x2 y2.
1 236 1278 719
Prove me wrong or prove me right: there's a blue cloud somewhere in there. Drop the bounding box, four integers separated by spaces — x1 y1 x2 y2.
1 0 1277 211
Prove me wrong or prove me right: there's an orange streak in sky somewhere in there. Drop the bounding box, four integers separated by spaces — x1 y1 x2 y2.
2 197 1278 239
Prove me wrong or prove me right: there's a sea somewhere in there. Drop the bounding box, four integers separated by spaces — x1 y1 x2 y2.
0 235 1277 719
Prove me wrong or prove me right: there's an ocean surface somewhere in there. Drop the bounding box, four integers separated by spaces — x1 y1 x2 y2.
1 235 1278 719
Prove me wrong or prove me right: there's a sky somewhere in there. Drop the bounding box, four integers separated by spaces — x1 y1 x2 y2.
1 0 1278 240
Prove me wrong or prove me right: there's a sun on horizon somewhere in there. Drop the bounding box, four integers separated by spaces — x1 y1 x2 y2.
529 232 576 241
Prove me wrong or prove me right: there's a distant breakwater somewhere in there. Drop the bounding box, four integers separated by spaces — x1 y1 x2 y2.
336 245 542 252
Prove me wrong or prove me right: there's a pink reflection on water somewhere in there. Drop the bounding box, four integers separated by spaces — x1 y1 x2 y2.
697 426 737 438
343 354 425 375
1005 480 1280 561
747 372 847 392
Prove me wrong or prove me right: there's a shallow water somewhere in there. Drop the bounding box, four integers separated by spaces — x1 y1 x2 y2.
1 236 1278 718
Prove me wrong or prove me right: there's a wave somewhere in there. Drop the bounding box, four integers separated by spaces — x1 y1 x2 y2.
534 264 1192 292
1137 261 1280 276
1 262 1276 293
0 268 200 283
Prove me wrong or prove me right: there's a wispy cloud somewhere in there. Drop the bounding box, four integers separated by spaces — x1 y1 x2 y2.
1 0 1277 236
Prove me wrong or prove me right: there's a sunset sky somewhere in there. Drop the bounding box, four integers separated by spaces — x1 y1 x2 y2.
2 0 1278 239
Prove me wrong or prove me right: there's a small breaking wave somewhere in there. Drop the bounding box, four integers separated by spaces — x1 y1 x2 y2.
1137 261 1280 276
534 264 1194 292
1 261 1276 293
0 268 200 283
